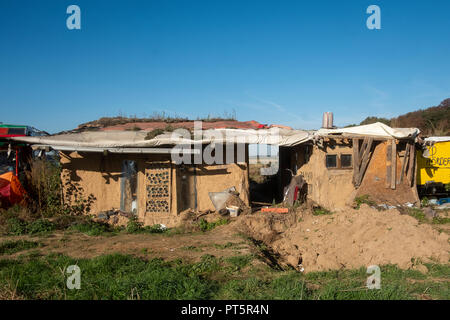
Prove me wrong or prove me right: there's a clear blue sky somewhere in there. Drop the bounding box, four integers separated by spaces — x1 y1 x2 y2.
1 0 449 133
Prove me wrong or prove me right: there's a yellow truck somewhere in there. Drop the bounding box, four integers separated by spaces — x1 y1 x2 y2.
417 137 450 197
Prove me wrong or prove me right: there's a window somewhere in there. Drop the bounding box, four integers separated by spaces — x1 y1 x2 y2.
325 154 352 169
341 154 352 168
326 155 337 168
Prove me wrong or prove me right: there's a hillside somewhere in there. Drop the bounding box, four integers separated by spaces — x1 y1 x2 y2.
359 98 450 136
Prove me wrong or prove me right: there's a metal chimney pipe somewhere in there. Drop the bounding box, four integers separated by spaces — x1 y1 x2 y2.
322 112 334 129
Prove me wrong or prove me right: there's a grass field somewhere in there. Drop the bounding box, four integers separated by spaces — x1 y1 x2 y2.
0 239 448 300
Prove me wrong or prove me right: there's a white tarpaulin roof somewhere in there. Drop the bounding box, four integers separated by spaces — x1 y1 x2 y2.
10 128 311 149
8 122 419 152
424 136 450 142
315 122 420 139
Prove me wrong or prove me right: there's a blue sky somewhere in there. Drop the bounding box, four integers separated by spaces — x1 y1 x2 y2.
0 0 449 133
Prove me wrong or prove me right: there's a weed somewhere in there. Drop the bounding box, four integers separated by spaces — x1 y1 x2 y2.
226 255 254 270
27 219 55 235
0 240 41 255
145 128 165 140
213 242 239 250
181 246 202 252
126 216 167 234
407 208 427 223
198 218 229 232
6 218 28 235
432 216 450 224
69 219 113 236
354 195 376 209
421 197 430 207
312 207 333 216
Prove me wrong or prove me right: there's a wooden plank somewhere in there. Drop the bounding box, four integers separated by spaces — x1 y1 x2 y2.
399 143 410 184
352 138 360 186
356 138 373 186
358 137 369 164
391 140 397 189
407 144 416 187
386 143 392 188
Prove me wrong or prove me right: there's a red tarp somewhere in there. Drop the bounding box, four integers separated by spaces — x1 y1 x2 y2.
0 172 27 208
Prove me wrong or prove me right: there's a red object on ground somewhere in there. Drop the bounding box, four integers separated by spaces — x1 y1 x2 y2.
293 186 299 202
0 172 27 208
260 207 289 213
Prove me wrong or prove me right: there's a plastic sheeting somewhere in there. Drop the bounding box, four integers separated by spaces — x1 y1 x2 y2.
10 127 311 148
424 136 450 142
8 122 419 152
0 172 27 208
316 122 420 139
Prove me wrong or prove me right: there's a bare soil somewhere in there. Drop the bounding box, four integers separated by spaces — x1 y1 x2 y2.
238 204 449 272
0 224 252 262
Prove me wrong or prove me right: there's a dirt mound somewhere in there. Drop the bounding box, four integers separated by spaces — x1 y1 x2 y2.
238 204 449 272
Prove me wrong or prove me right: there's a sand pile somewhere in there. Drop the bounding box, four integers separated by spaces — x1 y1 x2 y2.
239 204 449 272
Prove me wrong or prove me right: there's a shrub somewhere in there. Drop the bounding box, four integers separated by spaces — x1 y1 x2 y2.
126 216 144 233
5 217 55 235
29 159 62 217
27 219 55 235
6 218 28 235
70 219 113 236
126 216 167 234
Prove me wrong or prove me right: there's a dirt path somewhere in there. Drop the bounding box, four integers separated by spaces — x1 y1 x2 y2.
0 224 252 262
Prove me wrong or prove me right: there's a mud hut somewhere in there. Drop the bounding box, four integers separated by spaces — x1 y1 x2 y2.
278 122 421 209
10 122 309 226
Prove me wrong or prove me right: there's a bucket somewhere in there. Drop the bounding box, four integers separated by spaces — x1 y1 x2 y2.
226 206 239 217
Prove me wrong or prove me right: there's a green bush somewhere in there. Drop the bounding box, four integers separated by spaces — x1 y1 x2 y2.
126 216 144 233
126 216 167 234
5 217 55 235
69 219 113 236
27 219 55 235
6 217 28 235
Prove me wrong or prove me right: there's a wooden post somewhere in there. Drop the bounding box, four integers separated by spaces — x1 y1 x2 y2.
390 140 397 189
399 142 410 184
353 139 360 186
356 138 373 186
386 142 392 188
407 144 416 187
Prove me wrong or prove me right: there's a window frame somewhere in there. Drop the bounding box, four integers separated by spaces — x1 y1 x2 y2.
325 153 353 170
